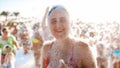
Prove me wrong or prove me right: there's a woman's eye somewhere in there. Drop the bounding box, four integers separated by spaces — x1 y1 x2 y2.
51 20 57 24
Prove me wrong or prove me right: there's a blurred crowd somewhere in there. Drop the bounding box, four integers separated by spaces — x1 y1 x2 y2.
71 21 120 68
0 19 120 68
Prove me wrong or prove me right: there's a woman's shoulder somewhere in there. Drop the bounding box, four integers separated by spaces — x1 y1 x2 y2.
42 40 54 57
73 38 93 58
78 41 88 48
73 38 89 50
43 40 54 51
72 38 88 47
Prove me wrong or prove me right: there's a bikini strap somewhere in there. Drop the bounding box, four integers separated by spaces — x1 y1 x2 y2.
70 43 78 68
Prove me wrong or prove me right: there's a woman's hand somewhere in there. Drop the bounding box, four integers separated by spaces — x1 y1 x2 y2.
59 59 69 68
42 7 49 30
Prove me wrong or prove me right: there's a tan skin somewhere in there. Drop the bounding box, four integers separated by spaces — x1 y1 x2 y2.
96 45 107 68
31 7 48 67
41 7 97 68
10 25 18 38
32 31 43 68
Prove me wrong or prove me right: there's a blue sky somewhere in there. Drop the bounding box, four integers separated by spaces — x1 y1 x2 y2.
0 0 38 16
0 0 28 11
0 0 120 23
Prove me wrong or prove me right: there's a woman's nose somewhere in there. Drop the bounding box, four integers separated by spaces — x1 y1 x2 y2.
56 21 62 28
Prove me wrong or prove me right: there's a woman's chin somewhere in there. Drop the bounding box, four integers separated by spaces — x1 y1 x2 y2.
55 35 68 40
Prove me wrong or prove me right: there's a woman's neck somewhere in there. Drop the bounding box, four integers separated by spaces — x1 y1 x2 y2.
56 37 71 45
54 37 73 51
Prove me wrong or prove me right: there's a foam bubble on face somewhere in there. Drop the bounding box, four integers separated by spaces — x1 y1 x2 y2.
47 5 72 39
48 5 68 18
48 5 66 17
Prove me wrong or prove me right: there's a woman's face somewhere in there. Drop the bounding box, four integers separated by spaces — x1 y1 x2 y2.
3 29 8 36
11 27 18 35
48 8 70 40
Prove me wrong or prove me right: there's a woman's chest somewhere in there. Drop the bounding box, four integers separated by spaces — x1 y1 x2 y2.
47 44 82 68
49 45 70 60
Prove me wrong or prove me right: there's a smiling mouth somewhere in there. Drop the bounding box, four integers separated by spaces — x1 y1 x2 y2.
55 29 64 33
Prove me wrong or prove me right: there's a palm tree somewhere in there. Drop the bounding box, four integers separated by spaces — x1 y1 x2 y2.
13 12 19 19
0 11 9 21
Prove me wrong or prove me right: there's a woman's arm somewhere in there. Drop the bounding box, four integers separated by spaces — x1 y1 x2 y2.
41 7 49 30
13 37 20 50
41 42 51 68
36 34 43 44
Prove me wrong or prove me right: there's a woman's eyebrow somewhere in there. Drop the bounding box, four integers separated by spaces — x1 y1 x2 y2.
51 18 56 21
60 17 65 19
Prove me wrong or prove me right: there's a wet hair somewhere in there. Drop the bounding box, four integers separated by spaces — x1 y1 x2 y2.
2 27 7 32
48 5 68 17
32 23 40 30
5 45 12 51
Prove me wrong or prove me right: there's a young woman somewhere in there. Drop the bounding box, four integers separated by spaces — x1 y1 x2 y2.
32 23 43 68
0 27 19 65
41 5 97 68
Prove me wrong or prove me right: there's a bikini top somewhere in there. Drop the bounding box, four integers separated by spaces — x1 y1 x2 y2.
45 42 78 68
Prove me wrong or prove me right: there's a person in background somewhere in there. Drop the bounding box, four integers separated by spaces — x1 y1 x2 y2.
0 23 2 36
96 43 108 68
3 45 15 68
19 25 31 54
9 25 18 40
32 23 43 68
0 27 19 66
41 5 97 68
